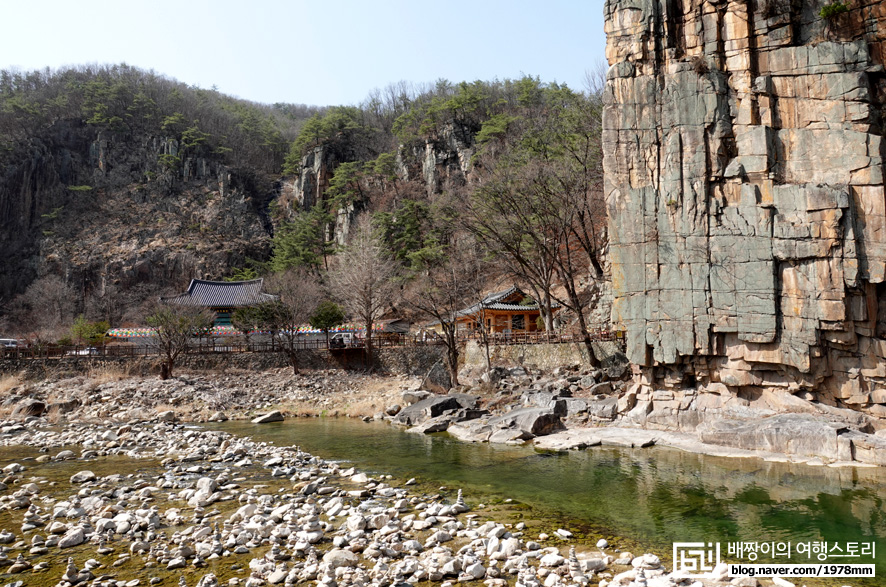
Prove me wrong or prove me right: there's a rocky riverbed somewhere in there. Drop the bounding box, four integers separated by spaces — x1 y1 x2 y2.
2 360 886 468
0 415 756 587
0 369 415 424
0 366 874 586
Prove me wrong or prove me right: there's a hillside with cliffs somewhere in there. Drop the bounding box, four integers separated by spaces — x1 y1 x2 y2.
0 65 323 333
0 67 608 340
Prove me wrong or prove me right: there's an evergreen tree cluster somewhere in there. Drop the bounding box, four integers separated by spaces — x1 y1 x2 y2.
0 63 323 174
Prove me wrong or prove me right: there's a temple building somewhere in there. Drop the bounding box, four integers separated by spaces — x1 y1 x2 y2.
160 279 278 326
436 286 557 335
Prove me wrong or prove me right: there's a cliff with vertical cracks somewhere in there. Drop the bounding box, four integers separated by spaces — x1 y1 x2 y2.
279 121 476 244
0 125 274 307
603 0 886 425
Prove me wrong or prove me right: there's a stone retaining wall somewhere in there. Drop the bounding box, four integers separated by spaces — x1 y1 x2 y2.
462 340 626 372
0 346 447 381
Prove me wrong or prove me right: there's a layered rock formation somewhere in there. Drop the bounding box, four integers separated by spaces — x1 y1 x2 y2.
603 1 886 420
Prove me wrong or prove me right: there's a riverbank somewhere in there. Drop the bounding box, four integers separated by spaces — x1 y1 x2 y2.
2 361 886 469
0 367 879 585
0 410 860 587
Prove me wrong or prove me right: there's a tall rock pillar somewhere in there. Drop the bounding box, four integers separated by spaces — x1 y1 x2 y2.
603 0 886 418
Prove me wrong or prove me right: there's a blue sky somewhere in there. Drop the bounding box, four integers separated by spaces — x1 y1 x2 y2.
1 0 607 106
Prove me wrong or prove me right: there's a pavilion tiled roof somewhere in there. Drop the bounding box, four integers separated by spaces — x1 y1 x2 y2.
454 286 556 318
161 279 278 308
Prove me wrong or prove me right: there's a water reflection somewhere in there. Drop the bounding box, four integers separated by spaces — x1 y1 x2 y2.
212 418 886 574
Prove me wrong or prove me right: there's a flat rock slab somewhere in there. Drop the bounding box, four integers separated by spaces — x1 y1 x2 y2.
252 411 284 424
533 423 884 467
536 428 657 450
697 413 843 460
595 428 658 448
534 430 602 450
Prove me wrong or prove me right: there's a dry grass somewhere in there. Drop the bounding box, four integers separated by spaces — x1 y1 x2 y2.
87 363 131 385
45 403 64 424
0 374 20 396
271 399 322 418
338 396 391 418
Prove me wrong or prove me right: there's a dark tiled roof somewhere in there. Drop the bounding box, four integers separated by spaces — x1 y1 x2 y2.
481 286 521 305
454 286 558 318
485 302 539 311
161 279 278 308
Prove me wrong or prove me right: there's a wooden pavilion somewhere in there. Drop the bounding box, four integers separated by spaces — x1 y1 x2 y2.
434 286 557 336
160 279 278 326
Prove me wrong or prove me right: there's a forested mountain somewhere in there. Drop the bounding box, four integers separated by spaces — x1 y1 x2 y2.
0 64 319 336
0 64 606 343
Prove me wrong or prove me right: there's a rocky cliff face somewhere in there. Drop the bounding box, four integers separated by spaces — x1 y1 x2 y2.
603 0 886 420
281 121 476 244
0 121 274 319
399 121 476 195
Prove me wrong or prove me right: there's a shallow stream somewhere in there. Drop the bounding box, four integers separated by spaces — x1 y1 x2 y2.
213 418 886 580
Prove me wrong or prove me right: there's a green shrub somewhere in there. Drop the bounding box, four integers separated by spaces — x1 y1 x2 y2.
820 1 850 20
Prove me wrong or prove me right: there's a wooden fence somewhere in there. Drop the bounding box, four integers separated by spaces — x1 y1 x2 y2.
0 329 624 360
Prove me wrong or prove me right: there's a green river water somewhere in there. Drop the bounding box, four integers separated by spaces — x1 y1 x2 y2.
213 418 886 582
0 418 882 585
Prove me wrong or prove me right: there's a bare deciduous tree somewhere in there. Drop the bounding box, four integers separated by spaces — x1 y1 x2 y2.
468 83 607 366
265 269 322 375
146 303 213 379
15 275 77 342
402 235 490 387
327 218 398 368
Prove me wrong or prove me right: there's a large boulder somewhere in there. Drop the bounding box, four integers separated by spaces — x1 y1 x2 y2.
405 417 453 435
45 399 80 416
524 392 568 416
447 420 494 443
564 398 589 416
70 471 96 484
252 411 284 424
12 399 45 418
322 548 359 569
401 390 431 405
587 396 619 420
420 361 451 393
835 430 886 466
394 394 476 426
58 527 86 548
588 381 613 395
488 407 565 437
